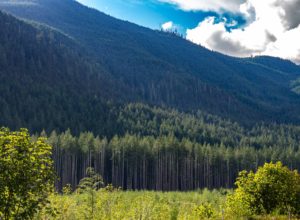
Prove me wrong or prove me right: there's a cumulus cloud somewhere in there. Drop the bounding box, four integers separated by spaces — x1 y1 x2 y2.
276 0 300 30
264 25 300 62
161 21 174 31
163 0 300 63
186 17 267 57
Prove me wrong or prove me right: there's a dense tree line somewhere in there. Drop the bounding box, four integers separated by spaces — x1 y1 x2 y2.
32 104 300 191
117 104 300 148
46 131 300 191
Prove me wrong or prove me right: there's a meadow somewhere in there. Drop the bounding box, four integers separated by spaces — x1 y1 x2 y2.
36 189 292 220
37 189 227 219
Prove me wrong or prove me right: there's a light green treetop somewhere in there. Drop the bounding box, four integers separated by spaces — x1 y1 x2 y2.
0 128 55 220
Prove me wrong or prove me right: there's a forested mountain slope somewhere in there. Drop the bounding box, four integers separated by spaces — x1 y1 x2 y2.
0 10 128 134
1 0 300 125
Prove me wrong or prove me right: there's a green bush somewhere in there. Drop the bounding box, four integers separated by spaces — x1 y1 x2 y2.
0 128 54 219
226 162 300 217
194 203 216 219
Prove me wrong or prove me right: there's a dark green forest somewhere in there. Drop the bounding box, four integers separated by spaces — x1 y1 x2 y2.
0 10 127 134
2 0 300 125
38 103 300 191
1 1 300 193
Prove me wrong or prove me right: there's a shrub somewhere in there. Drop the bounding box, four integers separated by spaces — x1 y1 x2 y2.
0 128 54 219
226 162 300 217
194 203 216 219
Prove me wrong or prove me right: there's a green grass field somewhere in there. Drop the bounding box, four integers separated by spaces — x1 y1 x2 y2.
35 189 292 220
36 189 227 219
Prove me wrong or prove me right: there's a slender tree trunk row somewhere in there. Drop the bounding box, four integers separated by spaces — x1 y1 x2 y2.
52 144 300 191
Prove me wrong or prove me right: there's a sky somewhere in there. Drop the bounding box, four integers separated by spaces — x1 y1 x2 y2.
77 0 300 64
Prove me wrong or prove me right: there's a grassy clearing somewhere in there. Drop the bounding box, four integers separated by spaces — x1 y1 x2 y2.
36 189 227 219
35 189 295 220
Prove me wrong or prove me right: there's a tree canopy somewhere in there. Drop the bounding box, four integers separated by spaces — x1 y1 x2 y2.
0 128 54 220
76 167 104 193
226 162 300 217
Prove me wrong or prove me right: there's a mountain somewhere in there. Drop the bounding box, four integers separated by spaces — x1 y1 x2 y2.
2 2 300 192
0 10 128 134
1 0 300 133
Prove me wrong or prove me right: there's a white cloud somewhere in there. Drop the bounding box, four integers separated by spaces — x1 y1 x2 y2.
161 21 173 30
264 25 300 63
159 0 246 12
162 0 300 63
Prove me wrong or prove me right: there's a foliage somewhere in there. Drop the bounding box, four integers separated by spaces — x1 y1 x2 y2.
47 122 300 191
103 184 122 192
0 128 54 220
62 184 73 195
36 190 226 220
226 162 300 217
194 203 216 219
75 167 104 219
76 167 104 193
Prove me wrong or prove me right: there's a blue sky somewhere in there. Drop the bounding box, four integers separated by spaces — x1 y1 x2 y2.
77 0 300 63
77 0 244 34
